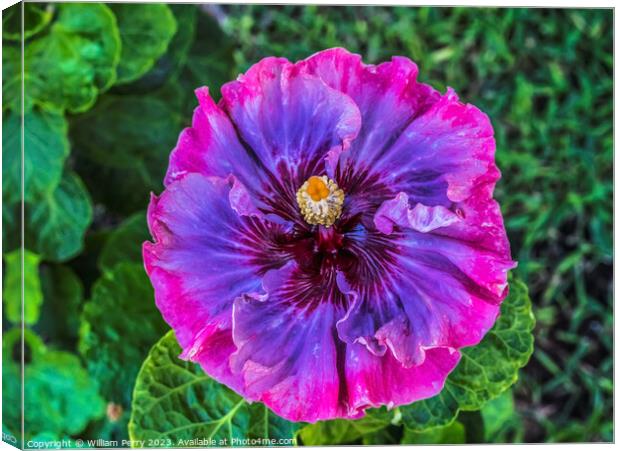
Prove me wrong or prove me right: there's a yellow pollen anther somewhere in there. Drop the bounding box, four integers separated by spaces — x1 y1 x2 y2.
296 175 344 227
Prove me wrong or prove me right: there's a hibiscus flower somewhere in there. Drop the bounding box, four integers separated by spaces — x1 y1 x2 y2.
143 48 516 423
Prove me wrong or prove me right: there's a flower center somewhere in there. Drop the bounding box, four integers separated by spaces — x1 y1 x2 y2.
296 175 344 227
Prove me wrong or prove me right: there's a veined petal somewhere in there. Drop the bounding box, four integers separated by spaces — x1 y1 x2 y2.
335 190 515 368
221 57 361 173
298 48 440 163
382 88 497 204
337 253 506 367
220 57 361 224
165 87 261 189
230 262 353 422
374 192 460 235
144 173 291 392
337 86 497 225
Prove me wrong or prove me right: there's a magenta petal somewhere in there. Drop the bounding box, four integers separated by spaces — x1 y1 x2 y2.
345 343 461 411
165 87 261 188
434 167 512 256
230 263 352 422
144 173 290 393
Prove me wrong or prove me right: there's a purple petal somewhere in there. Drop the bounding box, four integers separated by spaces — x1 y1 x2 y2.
144 173 291 393
374 192 460 235
333 186 515 367
298 48 440 161
336 85 499 226
230 263 354 422
379 88 497 205
220 57 361 197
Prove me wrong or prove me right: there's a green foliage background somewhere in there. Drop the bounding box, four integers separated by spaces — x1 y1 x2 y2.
1 3 612 446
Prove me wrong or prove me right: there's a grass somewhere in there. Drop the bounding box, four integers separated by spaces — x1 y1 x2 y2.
213 5 613 442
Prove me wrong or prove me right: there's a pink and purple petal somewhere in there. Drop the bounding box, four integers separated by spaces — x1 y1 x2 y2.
381 88 497 206
220 57 362 224
298 48 440 164
144 173 291 392
230 263 352 422
334 188 515 369
345 343 461 412
165 88 261 188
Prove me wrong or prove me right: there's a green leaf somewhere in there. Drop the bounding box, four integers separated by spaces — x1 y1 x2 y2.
75 157 158 216
3 107 69 204
35 264 83 345
361 425 403 445
98 211 149 272
458 410 485 443
402 421 466 444
2 45 22 113
3 2 53 41
122 5 198 92
2 249 43 325
129 330 300 446
248 404 301 444
298 409 392 446
481 389 518 442
70 95 179 170
79 262 168 408
2 202 21 254
111 4 177 85
177 9 234 112
70 95 179 214
25 171 93 261
2 202 19 256
298 421 360 446
23 3 121 112
2 328 105 439
399 276 535 431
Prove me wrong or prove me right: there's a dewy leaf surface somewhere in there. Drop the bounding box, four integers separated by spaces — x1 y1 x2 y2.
129 331 300 446
25 171 93 261
24 3 121 112
399 276 535 431
3 108 69 204
79 262 168 408
111 4 177 84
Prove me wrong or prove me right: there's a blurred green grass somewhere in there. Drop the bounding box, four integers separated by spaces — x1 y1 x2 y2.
214 5 612 442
